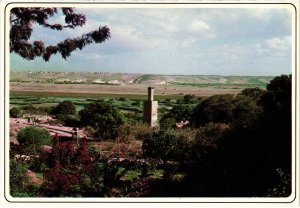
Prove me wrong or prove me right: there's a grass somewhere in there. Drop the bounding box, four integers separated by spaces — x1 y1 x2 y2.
35 172 44 180
122 170 141 181
133 74 152 84
149 169 164 179
10 91 183 101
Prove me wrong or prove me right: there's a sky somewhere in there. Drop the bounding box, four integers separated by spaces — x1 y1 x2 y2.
10 6 293 76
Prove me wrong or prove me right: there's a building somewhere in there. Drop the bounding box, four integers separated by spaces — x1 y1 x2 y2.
143 87 158 127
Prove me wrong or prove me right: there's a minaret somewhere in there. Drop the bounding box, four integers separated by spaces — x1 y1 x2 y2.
143 87 158 127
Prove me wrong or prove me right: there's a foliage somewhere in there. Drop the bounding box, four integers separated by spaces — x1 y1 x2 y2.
160 117 176 130
9 75 292 197
259 74 292 170
21 105 52 115
192 94 262 129
43 138 105 197
10 160 29 196
239 87 266 104
192 94 235 126
188 123 229 161
262 74 291 117
17 126 52 154
142 130 186 161
160 104 192 130
182 94 197 104
61 115 81 127
267 168 291 197
29 155 48 173
232 95 262 128
50 101 76 116
213 75 292 196
79 100 125 140
10 107 23 118
10 8 110 61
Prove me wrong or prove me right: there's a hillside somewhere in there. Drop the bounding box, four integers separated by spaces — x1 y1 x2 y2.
10 71 274 88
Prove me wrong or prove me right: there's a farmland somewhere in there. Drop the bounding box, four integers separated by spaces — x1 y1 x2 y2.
10 72 273 121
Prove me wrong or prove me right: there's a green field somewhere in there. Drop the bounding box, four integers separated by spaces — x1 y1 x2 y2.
10 91 184 101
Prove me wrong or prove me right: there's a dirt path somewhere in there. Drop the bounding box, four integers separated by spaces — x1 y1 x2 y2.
26 170 43 186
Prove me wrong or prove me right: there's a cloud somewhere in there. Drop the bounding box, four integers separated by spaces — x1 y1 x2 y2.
187 19 215 38
265 37 290 50
12 7 292 76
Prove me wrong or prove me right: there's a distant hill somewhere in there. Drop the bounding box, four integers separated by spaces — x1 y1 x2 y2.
10 71 274 88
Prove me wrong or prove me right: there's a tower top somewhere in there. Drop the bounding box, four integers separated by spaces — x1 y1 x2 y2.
148 87 154 101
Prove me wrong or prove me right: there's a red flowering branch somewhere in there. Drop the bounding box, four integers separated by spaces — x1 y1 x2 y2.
10 7 111 61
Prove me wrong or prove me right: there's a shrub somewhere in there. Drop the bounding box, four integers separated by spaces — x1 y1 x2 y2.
17 126 52 154
160 104 192 128
10 107 23 118
160 117 176 130
142 130 186 161
10 160 28 196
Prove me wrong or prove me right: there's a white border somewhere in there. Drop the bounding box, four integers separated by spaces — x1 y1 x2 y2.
1 0 299 207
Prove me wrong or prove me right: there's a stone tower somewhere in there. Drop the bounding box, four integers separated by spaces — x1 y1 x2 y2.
143 87 158 127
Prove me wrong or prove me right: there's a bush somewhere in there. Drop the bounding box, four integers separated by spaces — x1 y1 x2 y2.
160 105 192 127
10 160 28 196
142 130 186 161
17 126 52 154
160 117 176 130
10 107 23 118
21 105 52 115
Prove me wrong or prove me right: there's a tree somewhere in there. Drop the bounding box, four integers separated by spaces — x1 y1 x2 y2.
79 100 125 140
17 126 52 154
50 101 76 116
239 87 266 104
260 74 292 171
232 95 262 128
214 75 292 196
192 94 235 126
10 8 110 61
262 74 291 116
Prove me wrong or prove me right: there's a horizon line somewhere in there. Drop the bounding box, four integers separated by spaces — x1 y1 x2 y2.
10 70 282 77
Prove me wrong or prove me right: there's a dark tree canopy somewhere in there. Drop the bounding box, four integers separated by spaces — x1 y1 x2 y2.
79 100 125 140
239 87 266 104
192 94 235 126
50 101 76 116
10 7 111 61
